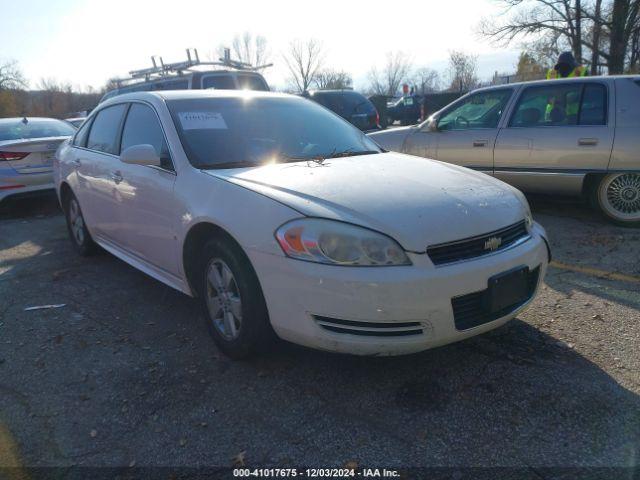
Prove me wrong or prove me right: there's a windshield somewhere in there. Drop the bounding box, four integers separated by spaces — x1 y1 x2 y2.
167 96 381 169
0 119 76 141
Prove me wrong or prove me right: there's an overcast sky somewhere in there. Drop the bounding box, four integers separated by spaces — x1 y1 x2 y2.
1 0 522 91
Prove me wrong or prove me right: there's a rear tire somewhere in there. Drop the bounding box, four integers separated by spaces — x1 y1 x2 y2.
592 173 640 227
197 237 275 359
64 192 97 256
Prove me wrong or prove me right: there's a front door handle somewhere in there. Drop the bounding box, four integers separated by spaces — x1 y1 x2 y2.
72 159 81 167
578 138 599 146
110 171 123 184
473 140 488 147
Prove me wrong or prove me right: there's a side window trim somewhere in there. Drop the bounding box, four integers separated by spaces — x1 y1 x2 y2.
119 100 176 173
72 115 94 148
507 81 609 128
114 103 131 156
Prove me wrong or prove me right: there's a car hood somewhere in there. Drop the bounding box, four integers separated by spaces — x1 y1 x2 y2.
203 152 526 252
368 126 413 151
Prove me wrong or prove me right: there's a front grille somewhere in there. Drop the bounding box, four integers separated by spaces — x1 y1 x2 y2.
427 220 529 266
313 315 423 337
451 266 540 331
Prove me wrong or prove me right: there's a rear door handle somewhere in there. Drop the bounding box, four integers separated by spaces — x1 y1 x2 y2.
110 171 123 184
72 159 81 167
473 140 488 147
578 138 598 146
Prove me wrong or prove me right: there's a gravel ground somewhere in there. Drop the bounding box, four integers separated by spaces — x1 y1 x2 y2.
0 192 638 478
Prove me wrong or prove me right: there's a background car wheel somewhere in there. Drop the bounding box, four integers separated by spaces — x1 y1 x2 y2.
593 173 640 227
198 237 275 359
64 192 97 255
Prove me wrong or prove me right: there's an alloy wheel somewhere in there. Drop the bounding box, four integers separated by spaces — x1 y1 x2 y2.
205 258 243 340
68 198 85 245
599 173 640 222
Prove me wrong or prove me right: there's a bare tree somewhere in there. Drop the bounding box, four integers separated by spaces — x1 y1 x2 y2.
447 51 479 92
367 51 413 96
608 0 640 72
411 67 440 94
0 60 27 90
591 0 604 73
283 39 325 92
479 0 640 74
232 32 270 66
314 69 353 89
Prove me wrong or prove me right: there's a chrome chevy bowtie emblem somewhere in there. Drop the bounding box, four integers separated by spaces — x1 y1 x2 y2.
484 236 502 251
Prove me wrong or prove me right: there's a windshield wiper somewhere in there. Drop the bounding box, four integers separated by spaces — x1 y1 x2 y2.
276 149 380 164
324 150 380 159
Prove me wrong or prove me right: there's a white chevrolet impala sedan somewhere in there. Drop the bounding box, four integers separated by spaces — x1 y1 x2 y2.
54 90 550 358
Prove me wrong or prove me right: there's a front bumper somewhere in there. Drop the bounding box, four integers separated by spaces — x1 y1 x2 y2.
250 223 549 355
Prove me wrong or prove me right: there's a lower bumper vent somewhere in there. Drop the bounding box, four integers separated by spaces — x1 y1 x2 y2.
313 315 423 337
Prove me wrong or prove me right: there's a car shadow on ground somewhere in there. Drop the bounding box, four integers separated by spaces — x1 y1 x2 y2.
0 191 60 221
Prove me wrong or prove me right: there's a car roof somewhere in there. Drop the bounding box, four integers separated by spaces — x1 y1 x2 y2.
472 74 640 93
101 89 293 105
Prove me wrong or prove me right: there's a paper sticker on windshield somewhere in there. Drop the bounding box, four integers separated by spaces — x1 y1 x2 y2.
178 112 227 130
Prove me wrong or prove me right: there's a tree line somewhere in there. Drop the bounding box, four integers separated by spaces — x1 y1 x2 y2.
1 1 637 119
480 0 639 74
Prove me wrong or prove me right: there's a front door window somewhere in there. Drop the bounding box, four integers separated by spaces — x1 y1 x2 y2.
437 90 512 131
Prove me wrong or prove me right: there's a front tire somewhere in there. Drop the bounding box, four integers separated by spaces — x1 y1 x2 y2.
593 173 640 227
197 237 274 359
64 192 97 255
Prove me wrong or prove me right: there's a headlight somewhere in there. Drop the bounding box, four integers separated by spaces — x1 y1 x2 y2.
275 218 411 266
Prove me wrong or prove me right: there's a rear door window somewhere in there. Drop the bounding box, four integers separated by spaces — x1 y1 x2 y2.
341 92 375 114
202 75 236 90
578 84 607 125
86 104 128 154
120 103 173 170
509 83 606 127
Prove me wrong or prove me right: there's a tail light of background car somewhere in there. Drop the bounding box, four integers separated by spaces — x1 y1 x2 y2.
0 151 29 161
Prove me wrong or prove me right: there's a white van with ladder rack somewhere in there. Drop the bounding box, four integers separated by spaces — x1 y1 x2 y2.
100 48 271 102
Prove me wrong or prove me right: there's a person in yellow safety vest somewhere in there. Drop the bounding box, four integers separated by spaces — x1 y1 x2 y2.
545 51 588 121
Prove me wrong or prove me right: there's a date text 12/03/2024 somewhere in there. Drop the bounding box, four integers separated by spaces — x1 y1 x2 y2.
233 468 401 477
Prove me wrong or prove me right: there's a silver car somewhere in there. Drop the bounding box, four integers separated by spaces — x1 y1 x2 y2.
369 75 640 227
0 117 76 202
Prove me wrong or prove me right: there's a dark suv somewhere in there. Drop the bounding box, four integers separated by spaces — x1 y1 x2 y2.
303 90 380 132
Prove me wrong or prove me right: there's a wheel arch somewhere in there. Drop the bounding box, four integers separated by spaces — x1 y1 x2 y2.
58 181 73 211
182 221 251 298
582 172 606 201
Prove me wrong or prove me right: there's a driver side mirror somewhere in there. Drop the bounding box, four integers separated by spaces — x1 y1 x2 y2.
120 144 161 167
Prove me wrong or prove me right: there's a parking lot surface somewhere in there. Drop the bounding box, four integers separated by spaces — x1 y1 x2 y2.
0 193 639 475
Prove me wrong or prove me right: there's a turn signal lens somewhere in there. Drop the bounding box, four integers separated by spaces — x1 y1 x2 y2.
0 151 29 162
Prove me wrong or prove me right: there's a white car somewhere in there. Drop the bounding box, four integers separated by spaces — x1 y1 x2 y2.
65 117 87 128
55 90 550 358
1 117 76 202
